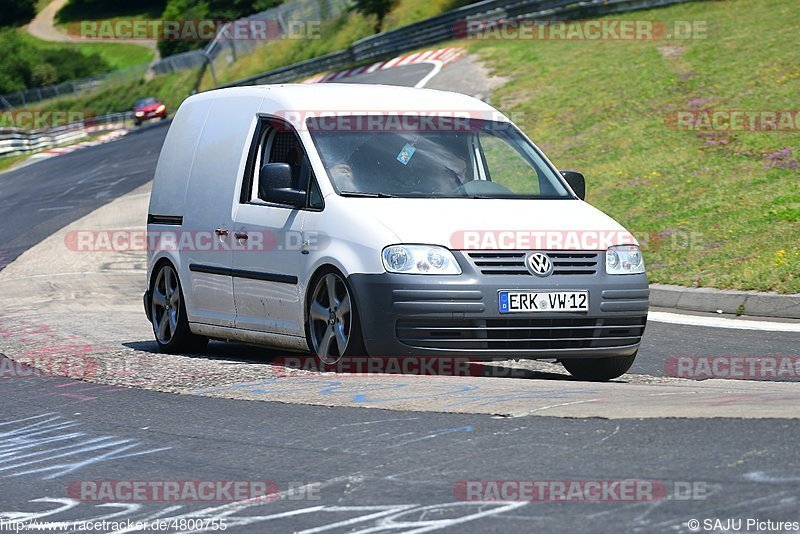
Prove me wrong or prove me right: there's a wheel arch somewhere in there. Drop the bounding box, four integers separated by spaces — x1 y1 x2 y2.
303 263 348 324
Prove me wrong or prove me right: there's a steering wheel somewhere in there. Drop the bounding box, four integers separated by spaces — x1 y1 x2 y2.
454 180 514 196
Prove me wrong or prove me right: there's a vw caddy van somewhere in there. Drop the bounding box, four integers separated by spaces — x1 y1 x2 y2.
144 84 649 381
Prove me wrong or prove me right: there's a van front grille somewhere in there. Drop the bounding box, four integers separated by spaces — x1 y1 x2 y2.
466 251 600 276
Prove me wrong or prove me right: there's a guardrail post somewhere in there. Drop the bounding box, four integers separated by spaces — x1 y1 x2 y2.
203 51 219 87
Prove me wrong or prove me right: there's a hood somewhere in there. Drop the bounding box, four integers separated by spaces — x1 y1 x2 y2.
349 198 638 251
136 103 163 112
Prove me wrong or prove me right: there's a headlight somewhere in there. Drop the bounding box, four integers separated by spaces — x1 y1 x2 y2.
382 245 462 275
156 104 166 113
606 245 645 275
134 111 144 117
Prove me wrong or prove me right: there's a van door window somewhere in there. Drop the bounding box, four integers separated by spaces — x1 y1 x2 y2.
246 119 324 209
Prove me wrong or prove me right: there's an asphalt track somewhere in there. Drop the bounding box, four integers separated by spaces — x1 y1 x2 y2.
0 59 798 533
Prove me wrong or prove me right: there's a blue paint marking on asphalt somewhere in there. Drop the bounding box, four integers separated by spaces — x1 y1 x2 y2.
192 380 600 408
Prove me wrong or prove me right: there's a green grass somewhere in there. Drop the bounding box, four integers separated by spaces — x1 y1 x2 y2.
0 154 32 174
19 30 154 71
465 0 800 293
63 39 154 70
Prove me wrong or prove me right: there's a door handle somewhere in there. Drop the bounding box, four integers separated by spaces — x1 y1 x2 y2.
234 231 249 240
215 228 229 237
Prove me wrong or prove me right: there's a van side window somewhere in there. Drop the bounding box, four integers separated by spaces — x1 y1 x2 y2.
244 118 324 210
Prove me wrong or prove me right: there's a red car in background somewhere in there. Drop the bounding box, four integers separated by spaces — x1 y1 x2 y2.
133 97 167 126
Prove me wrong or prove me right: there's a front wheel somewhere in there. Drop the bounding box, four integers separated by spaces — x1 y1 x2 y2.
150 263 208 353
561 352 637 381
306 270 366 365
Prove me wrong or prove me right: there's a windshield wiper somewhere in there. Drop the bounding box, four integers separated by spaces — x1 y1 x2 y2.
339 191 398 198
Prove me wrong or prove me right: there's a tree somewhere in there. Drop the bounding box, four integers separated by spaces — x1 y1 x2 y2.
352 0 396 32
0 0 37 27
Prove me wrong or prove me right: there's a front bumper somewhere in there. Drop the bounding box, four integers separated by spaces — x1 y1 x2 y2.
135 111 165 121
348 253 648 360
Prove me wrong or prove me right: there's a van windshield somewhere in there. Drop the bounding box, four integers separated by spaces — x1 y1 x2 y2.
307 116 572 199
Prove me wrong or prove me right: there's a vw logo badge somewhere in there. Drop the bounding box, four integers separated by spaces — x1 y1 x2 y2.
526 252 554 277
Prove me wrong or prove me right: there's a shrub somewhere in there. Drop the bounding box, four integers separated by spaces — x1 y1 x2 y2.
0 30 111 94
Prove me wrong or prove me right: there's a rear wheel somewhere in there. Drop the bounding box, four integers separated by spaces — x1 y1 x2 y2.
561 352 637 381
150 263 208 353
306 270 366 365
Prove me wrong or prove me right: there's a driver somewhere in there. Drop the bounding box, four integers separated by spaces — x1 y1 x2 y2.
329 161 357 191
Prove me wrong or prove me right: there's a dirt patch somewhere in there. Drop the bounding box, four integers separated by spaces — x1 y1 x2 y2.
658 43 685 60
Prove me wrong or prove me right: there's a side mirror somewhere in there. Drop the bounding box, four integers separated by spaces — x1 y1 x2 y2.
561 170 585 200
259 162 306 207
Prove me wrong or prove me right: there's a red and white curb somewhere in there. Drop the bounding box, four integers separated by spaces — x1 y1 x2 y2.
303 47 465 85
30 129 128 160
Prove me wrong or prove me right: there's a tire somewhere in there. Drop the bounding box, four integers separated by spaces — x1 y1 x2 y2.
561 352 637 381
305 269 366 365
134 120 142 127
150 262 208 353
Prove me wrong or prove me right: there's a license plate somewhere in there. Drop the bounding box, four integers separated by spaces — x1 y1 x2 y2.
499 291 589 313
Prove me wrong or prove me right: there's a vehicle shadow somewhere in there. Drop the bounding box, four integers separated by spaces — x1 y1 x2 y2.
122 340 576 381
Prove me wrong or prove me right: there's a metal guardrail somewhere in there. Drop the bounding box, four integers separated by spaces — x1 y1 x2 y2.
0 0 353 109
0 127 86 158
229 0 695 87
155 0 353 78
0 65 149 109
0 112 130 158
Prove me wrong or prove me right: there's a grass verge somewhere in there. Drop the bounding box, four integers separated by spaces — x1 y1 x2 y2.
464 0 799 293
20 30 154 71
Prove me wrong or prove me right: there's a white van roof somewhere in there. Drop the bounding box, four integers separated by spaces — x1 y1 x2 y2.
191 83 504 117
